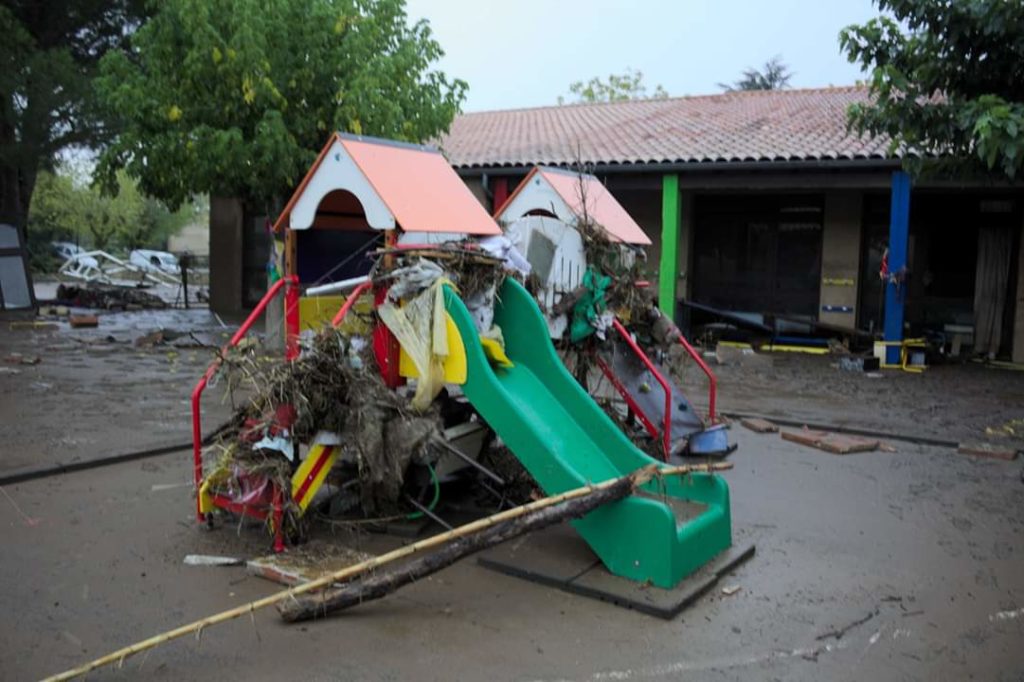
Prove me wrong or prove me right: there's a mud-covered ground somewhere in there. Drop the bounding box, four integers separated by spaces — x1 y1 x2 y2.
682 348 1024 450
1 304 1022 681
0 306 237 477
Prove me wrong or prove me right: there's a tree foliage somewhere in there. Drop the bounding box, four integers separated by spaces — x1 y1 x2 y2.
28 165 199 267
841 0 1024 178
96 0 467 212
560 68 668 104
0 1 149 230
718 56 793 92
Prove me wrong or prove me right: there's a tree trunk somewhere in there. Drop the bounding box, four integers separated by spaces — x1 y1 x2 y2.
278 465 664 622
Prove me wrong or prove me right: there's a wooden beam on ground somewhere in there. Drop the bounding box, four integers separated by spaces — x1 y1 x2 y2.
279 461 731 622
42 461 731 681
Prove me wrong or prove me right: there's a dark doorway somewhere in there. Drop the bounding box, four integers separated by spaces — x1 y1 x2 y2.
858 192 1019 353
692 194 823 317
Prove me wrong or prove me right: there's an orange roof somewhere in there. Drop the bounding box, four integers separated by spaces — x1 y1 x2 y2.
274 133 500 236
497 167 651 245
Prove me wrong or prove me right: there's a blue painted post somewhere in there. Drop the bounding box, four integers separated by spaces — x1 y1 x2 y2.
884 171 911 365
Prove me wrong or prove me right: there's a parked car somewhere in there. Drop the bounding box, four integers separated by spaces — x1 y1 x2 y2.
129 249 180 274
51 241 99 268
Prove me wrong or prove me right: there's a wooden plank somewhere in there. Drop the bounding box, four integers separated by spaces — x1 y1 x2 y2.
69 314 98 328
957 443 1019 462
781 428 878 455
740 417 778 434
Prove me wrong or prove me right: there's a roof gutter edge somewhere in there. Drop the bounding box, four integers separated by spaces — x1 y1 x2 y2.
456 158 903 177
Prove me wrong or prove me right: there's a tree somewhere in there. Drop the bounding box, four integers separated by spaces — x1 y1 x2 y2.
95 0 467 213
560 68 668 104
840 0 1024 179
718 56 793 91
27 165 198 269
0 2 149 234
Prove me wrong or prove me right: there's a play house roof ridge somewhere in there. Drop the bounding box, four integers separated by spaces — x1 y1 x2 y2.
273 132 500 236
495 166 651 246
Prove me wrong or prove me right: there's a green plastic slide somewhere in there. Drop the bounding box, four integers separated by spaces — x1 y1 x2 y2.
444 278 731 589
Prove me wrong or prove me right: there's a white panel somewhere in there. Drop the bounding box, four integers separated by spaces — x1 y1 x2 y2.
290 139 395 230
505 216 586 338
0 255 31 309
497 174 574 225
0 223 18 249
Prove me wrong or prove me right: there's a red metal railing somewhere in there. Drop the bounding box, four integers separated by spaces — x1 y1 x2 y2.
330 280 373 327
190 275 299 547
596 319 674 461
675 333 717 424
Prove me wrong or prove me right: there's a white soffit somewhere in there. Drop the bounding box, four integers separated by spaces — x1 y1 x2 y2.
497 173 574 225
290 139 395 230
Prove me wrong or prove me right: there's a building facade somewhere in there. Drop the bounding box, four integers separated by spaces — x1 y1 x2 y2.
442 86 1024 363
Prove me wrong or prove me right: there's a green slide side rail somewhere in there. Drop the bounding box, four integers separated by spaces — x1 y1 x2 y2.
444 278 731 589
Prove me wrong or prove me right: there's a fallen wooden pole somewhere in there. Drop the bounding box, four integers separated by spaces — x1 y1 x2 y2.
280 461 731 621
43 461 730 681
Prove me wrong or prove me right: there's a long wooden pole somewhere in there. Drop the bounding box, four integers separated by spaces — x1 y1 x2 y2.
279 461 732 621
43 462 731 681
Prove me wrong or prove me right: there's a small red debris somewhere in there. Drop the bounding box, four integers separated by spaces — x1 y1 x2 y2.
69 314 99 328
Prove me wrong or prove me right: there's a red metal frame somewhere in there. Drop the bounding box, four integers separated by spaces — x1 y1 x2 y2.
675 333 717 424
330 280 373 326
594 353 665 459
191 275 299 552
596 319 674 461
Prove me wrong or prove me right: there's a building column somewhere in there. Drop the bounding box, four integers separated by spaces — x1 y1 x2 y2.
659 174 680 319
209 195 245 316
491 177 509 214
883 171 911 365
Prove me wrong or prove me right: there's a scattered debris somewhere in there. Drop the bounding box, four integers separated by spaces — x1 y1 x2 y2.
134 329 208 348
247 543 374 586
740 417 778 434
989 607 1024 622
957 442 1019 461
720 584 742 596
9 321 58 332
57 283 167 310
815 608 879 641
878 441 898 453
985 417 1024 439
57 248 179 286
183 555 244 567
37 305 70 317
4 353 40 365
68 314 99 329
838 356 881 372
781 428 879 454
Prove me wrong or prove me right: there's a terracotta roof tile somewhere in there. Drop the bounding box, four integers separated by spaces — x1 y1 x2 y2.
441 86 892 169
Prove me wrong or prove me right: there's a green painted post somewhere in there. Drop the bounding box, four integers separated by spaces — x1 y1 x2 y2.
659 174 680 319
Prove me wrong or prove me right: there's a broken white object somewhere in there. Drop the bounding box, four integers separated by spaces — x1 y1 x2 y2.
253 433 296 461
721 584 742 596
478 235 531 276
593 311 615 340
306 275 371 297
183 555 243 567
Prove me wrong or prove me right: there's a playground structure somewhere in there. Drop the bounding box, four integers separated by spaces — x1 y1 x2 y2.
191 133 732 589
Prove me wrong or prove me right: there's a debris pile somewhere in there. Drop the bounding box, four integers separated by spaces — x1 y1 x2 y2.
205 247 534 530
56 282 167 310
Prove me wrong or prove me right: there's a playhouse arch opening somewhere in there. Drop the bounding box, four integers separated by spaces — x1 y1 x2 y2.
296 189 382 285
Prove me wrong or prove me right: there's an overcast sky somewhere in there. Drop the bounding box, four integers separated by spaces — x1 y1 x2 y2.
403 0 880 112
